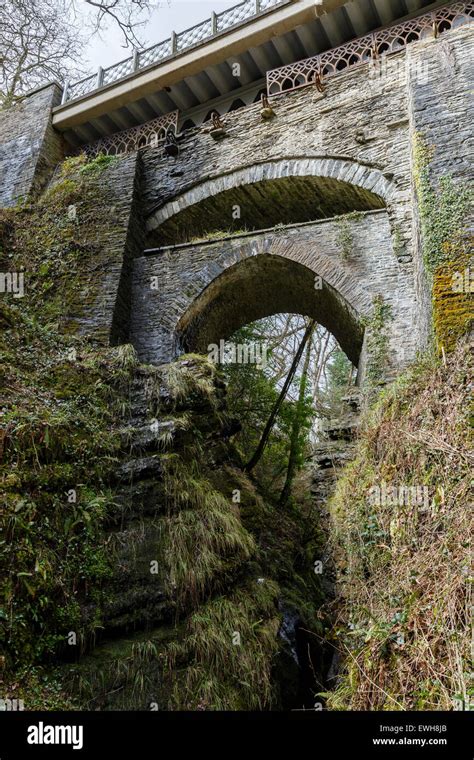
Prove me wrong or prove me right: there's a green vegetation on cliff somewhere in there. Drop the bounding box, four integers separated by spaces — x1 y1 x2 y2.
326 340 472 710
1 178 325 712
1 146 471 713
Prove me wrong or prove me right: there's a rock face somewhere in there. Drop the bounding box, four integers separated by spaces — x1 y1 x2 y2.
311 392 361 583
1 17 472 712
49 354 333 711
85 358 234 637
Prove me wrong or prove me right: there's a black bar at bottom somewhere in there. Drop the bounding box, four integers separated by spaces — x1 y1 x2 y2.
0 710 472 757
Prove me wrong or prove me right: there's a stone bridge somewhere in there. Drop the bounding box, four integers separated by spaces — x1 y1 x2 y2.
0 9 472 387
131 210 415 381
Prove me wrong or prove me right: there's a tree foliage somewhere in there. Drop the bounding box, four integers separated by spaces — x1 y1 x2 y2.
222 315 354 499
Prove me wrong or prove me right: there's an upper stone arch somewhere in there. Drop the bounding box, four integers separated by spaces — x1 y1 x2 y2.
146 157 396 245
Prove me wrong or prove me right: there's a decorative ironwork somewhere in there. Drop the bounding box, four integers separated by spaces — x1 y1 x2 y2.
216 0 255 32
83 111 179 158
138 40 172 68
103 58 134 86
62 0 287 104
266 1 474 96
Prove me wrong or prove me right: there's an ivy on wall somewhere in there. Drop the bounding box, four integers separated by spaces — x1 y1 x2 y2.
412 132 472 353
335 210 365 260
362 295 393 393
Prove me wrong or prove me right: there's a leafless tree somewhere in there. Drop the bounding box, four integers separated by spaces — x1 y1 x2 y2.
79 0 154 48
0 0 83 106
0 0 153 107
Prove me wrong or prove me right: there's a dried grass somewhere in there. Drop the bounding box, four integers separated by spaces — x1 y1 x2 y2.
326 340 473 710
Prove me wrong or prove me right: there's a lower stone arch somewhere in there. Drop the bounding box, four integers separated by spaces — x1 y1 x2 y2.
175 252 366 369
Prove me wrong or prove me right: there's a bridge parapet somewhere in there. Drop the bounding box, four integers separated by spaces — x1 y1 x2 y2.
62 0 289 104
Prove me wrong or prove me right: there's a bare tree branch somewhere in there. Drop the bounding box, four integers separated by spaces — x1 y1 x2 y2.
0 0 155 107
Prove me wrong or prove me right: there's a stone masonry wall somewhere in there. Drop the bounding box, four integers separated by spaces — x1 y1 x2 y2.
137 46 416 365
131 210 417 379
70 152 145 345
406 25 473 347
141 49 413 260
0 83 64 207
0 24 471 373
135 25 472 370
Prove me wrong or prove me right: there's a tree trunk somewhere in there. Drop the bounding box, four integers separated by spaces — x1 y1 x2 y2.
244 319 316 473
279 320 315 505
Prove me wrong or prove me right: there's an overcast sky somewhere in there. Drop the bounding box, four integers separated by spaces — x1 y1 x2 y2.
85 1 238 71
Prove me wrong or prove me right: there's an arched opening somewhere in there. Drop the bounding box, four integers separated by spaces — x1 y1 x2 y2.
146 165 387 248
174 254 362 706
176 253 364 369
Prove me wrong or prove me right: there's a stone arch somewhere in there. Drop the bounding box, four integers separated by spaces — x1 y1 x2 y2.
173 236 373 367
131 210 417 375
146 157 396 240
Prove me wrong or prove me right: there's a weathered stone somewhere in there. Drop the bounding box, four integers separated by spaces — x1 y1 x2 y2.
0 25 472 387
0 83 64 206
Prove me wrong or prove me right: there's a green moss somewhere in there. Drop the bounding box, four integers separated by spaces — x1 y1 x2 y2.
413 133 472 274
164 580 280 710
432 239 473 353
412 132 472 353
362 295 393 391
79 153 118 175
1 152 126 335
335 210 365 260
0 298 135 678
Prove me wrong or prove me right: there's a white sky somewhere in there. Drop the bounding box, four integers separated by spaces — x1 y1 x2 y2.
85 1 238 71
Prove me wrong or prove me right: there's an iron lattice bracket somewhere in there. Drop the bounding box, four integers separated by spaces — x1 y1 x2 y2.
83 111 179 158
266 1 474 96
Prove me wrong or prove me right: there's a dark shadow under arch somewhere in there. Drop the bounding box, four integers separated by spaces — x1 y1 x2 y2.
176 253 364 366
147 170 386 248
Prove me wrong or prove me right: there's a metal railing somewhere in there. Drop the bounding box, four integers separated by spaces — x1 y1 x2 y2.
83 111 179 158
267 0 473 95
78 0 473 159
62 0 288 104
